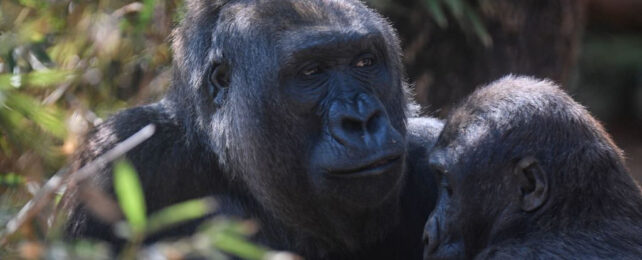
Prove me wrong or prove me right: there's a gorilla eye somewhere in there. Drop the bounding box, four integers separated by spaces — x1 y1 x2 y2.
353 54 376 68
300 64 322 77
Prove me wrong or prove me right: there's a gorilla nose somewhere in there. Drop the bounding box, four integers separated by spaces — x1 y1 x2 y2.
328 94 399 148
340 109 382 136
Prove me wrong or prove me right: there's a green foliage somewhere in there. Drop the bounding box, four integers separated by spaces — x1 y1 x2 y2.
108 160 272 259
0 173 24 187
0 0 286 259
366 0 491 47
0 0 179 173
146 197 217 236
424 0 491 46
113 159 147 235
1 0 179 246
207 220 269 260
425 0 448 27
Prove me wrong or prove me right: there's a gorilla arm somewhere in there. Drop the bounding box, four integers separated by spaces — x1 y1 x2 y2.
61 102 225 246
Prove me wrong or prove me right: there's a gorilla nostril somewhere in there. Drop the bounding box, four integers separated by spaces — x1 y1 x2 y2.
341 117 364 134
365 110 383 133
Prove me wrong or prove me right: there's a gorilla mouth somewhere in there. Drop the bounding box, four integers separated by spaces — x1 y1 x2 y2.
327 154 402 178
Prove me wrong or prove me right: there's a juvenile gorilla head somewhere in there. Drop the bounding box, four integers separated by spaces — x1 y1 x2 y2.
169 0 409 249
424 76 642 259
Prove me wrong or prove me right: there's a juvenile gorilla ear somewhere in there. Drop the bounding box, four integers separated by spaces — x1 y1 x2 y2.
514 156 548 212
209 63 230 106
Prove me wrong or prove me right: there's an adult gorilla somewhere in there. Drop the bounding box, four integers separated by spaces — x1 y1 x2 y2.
63 0 443 258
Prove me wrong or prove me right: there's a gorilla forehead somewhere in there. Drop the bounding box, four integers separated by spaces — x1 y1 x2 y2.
217 0 393 58
433 77 558 166
225 0 376 30
435 75 620 171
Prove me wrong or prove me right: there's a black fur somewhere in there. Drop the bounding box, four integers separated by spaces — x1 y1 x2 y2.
62 0 443 259
423 76 642 259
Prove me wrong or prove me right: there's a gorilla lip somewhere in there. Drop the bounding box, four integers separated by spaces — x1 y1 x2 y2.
327 154 402 178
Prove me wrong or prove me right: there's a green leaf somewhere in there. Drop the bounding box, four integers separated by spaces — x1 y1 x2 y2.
0 74 15 90
443 0 464 18
464 4 492 47
3 91 66 138
137 0 157 31
113 159 147 235
24 70 74 87
0 70 74 90
212 232 268 260
424 0 448 28
0 172 24 186
146 197 217 235
18 0 48 8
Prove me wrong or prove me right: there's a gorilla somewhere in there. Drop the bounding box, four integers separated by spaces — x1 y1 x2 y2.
423 76 642 259
62 0 443 258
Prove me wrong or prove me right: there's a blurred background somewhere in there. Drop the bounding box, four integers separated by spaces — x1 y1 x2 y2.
0 0 640 258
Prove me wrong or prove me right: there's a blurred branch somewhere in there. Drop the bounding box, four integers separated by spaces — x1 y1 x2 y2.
68 124 155 184
1 124 156 243
41 82 71 105
113 2 144 18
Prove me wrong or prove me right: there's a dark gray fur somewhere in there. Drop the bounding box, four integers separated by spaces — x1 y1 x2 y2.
424 76 642 259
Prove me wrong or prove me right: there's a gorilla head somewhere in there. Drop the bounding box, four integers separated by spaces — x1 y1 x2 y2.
168 0 409 249
423 76 642 259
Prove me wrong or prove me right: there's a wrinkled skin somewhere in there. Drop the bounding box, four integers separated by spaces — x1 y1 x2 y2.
423 76 642 259
62 0 444 259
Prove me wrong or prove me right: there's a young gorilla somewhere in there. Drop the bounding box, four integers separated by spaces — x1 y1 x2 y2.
423 76 642 259
62 0 443 259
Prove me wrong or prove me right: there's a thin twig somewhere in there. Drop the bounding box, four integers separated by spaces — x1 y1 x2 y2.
112 2 144 18
69 124 156 184
1 124 156 242
42 82 72 105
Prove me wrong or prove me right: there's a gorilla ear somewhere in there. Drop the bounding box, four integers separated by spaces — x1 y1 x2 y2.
514 156 548 212
209 63 230 106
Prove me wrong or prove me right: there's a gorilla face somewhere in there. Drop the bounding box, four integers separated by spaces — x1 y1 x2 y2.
424 108 535 259
423 111 523 259
181 0 409 234
282 31 406 206
422 117 476 260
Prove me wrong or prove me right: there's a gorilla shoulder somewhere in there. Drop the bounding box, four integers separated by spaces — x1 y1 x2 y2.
406 117 444 182
403 117 444 221
64 102 223 243
77 103 178 162
407 117 444 150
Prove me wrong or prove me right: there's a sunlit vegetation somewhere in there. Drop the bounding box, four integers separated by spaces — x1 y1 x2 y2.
0 0 289 258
